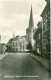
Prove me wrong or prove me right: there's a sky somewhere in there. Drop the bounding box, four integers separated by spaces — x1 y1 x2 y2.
0 0 46 43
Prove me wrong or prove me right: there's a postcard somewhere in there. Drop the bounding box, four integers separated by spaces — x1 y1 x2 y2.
0 0 50 80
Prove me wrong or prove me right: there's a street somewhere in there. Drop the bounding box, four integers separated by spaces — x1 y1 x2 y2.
0 53 49 80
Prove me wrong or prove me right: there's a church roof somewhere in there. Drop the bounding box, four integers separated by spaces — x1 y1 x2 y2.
29 6 34 27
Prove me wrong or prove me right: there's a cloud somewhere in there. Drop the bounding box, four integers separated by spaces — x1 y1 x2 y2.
0 0 46 43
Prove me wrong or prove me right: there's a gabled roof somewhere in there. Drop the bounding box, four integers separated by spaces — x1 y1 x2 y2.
7 38 13 44
41 2 50 17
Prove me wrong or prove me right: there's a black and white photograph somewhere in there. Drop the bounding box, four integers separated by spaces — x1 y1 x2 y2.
0 0 50 80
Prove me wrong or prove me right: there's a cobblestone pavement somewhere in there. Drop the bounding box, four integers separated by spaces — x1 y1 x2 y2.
0 53 49 80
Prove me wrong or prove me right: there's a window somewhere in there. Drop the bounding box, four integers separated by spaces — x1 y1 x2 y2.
43 24 45 31
16 42 18 46
45 22 47 30
13 42 14 46
39 33 40 39
47 19 50 28
48 12 49 15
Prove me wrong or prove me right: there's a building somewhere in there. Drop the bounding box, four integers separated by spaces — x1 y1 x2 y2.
20 36 28 52
33 21 42 55
33 28 37 50
26 6 34 46
50 0 51 71
0 43 6 54
12 36 20 52
41 0 50 56
12 36 27 52
7 35 27 52
7 38 13 52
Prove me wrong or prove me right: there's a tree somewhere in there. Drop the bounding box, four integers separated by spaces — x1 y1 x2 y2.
26 42 33 53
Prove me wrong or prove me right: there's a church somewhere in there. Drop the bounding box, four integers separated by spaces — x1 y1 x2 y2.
26 6 34 46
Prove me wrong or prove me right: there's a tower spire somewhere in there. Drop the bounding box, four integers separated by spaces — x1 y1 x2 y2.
13 32 15 39
29 5 34 27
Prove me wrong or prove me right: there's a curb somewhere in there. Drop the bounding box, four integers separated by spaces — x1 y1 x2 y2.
30 54 50 71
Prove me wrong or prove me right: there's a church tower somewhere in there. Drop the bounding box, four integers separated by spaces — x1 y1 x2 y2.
26 6 34 45
29 5 34 28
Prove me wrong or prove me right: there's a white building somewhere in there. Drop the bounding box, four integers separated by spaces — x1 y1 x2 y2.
7 35 27 52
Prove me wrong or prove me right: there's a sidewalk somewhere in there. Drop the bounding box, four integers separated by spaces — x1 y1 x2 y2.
0 53 7 61
31 54 50 71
